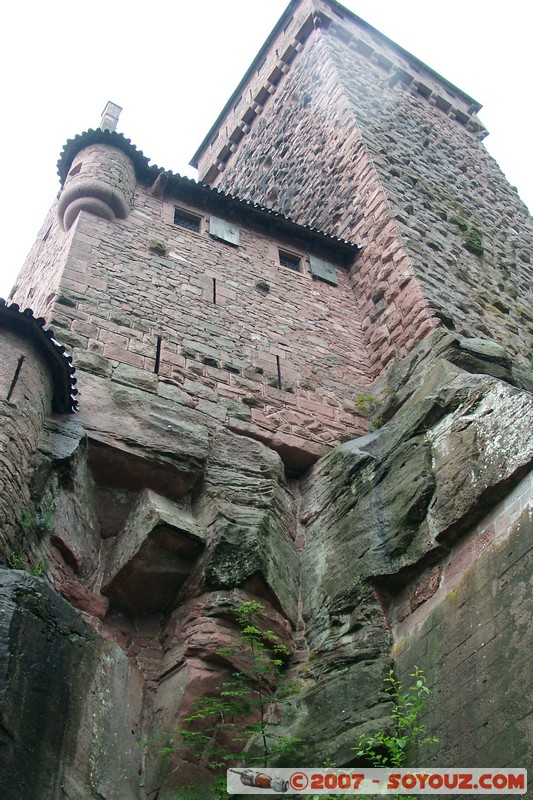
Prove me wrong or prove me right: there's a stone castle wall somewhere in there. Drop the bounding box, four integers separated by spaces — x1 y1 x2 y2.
0 329 54 557
393 469 533 768
1 1 532 797
200 0 532 371
13 160 373 467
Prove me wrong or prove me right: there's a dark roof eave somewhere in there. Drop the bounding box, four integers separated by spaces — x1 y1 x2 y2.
57 129 361 263
0 300 78 413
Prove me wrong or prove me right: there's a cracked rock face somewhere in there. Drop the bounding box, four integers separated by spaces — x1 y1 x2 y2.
0 570 144 800
276 333 533 766
1 332 532 796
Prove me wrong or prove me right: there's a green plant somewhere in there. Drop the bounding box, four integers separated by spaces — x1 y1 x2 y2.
464 227 484 257
355 667 437 769
7 550 47 577
164 600 301 798
369 417 384 432
19 502 54 538
355 393 377 416
308 667 437 800
29 559 47 577
8 552 25 570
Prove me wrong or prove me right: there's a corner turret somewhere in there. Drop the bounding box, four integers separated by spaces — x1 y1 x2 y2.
57 103 136 230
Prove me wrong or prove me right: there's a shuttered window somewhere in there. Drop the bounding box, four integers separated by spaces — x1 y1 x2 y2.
309 255 338 286
209 216 240 246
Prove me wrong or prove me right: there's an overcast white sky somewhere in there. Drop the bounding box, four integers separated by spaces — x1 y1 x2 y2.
0 0 531 299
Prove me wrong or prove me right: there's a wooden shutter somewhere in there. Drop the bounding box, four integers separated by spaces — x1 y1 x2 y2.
309 255 338 285
209 216 240 246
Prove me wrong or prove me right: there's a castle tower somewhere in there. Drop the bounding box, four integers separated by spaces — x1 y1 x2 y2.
193 0 533 375
0 2 532 798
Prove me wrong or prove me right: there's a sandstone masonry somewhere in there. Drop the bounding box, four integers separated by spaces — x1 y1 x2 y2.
0 1 532 798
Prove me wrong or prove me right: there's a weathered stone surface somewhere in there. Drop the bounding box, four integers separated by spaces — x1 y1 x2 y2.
195 429 299 623
37 416 87 462
290 336 533 764
59 579 109 617
395 476 533 770
282 660 394 766
80 371 211 498
149 590 293 798
111 362 158 392
35 419 101 579
72 348 112 377
0 330 54 562
102 489 205 615
0 570 144 799
2 1 532 793
427 378 533 541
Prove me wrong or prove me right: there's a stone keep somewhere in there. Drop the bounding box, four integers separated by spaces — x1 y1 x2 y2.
0 1 532 798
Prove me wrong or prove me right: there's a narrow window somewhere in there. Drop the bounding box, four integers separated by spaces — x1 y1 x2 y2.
276 355 282 390
283 15 294 33
174 208 201 232
7 356 25 401
154 337 162 375
279 249 301 272
212 278 217 305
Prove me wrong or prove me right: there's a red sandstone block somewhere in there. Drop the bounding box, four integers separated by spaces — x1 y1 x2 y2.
384 310 402 332
251 408 275 428
381 244 398 264
378 263 395 282
380 346 397 367
129 340 156 358
216 385 247 401
370 324 389 347
297 397 336 419
72 319 99 338
414 319 435 340
205 366 230 383
163 351 187 369
62 277 89 293
98 329 129 348
103 344 144 368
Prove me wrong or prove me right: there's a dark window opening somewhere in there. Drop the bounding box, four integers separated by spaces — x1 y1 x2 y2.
154 337 162 375
7 356 25 401
276 355 282 390
174 208 201 232
279 250 301 272
212 278 217 304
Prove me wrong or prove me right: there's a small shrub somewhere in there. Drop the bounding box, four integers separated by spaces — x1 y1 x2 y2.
8 552 25 570
163 600 301 798
369 417 384 432
19 502 54 538
355 394 377 416
309 666 438 800
30 559 47 577
354 667 438 768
